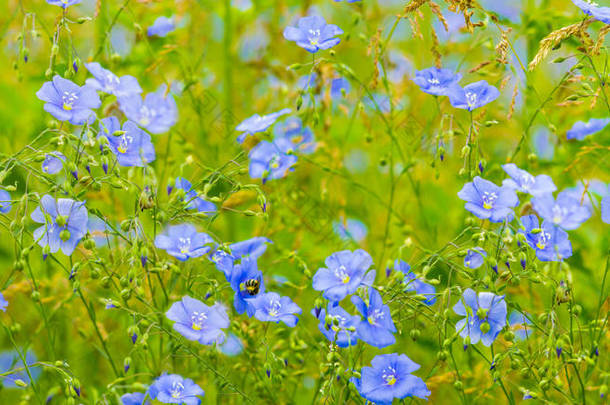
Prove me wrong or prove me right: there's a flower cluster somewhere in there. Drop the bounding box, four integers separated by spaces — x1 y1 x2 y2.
413 67 500 111
6 1 610 403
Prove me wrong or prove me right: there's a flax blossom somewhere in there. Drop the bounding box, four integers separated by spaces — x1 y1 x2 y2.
458 176 519 222
165 296 229 345
251 292 302 327
283 16 343 53
31 195 88 256
351 289 396 348
154 224 213 261
447 80 500 111
312 249 375 302
36 76 100 125
351 353 430 404
149 374 204 405
412 67 462 96
453 288 507 346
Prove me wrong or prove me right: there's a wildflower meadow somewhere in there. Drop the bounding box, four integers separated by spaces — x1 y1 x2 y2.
2 0 610 403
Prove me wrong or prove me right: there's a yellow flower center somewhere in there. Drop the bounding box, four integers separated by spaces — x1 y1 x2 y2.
63 103 73 111
191 323 202 331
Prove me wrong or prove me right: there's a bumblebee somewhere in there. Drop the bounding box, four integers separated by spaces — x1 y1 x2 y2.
244 278 260 296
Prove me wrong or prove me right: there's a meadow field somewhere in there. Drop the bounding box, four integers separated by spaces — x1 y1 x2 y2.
0 0 610 404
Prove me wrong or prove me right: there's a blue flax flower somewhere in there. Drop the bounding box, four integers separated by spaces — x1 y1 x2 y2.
458 176 519 222
174 177 216 215
46 0 82 8
572 0 597 14
395 260 436 305
274 117 316 154
148 16 176 37
0 293 6 312
98 117 155 167
502 163 556 196
166 296 229 345
453 288 507 346
332 217 368 243
36 76 101 125
508 310 533 341
330 77 350 99
0 351 40 388
351 353 430 404
312 304 359 347
154 224 213 261
447 80 500 111
85 62 142 98
251 292 302 327
230 257 265 316
561 181 607 212
566 118 610 140
119 84 178 134
313 249 375 302
298 73 317 90
42 151 66 175
283 16 343 53
209 237 272 280
603 195 610 224
593 7 610 24
351 289 396 348
532 191 591 230
0 190 12 213
572 0 610 24
121 392 149 405
520 215 572 261
249 138 298 183
464 247 486 269
235 108 290 143
412 67 462 96
218 333 244 356
31 195 88 256
149 373 204 405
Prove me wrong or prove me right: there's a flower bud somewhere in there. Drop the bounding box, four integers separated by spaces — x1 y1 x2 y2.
59 229 71 241
460 145 470 158
55 215 68 227
31 291 40 302
121 288 131 300
13 260 24 271
120 219 131 233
